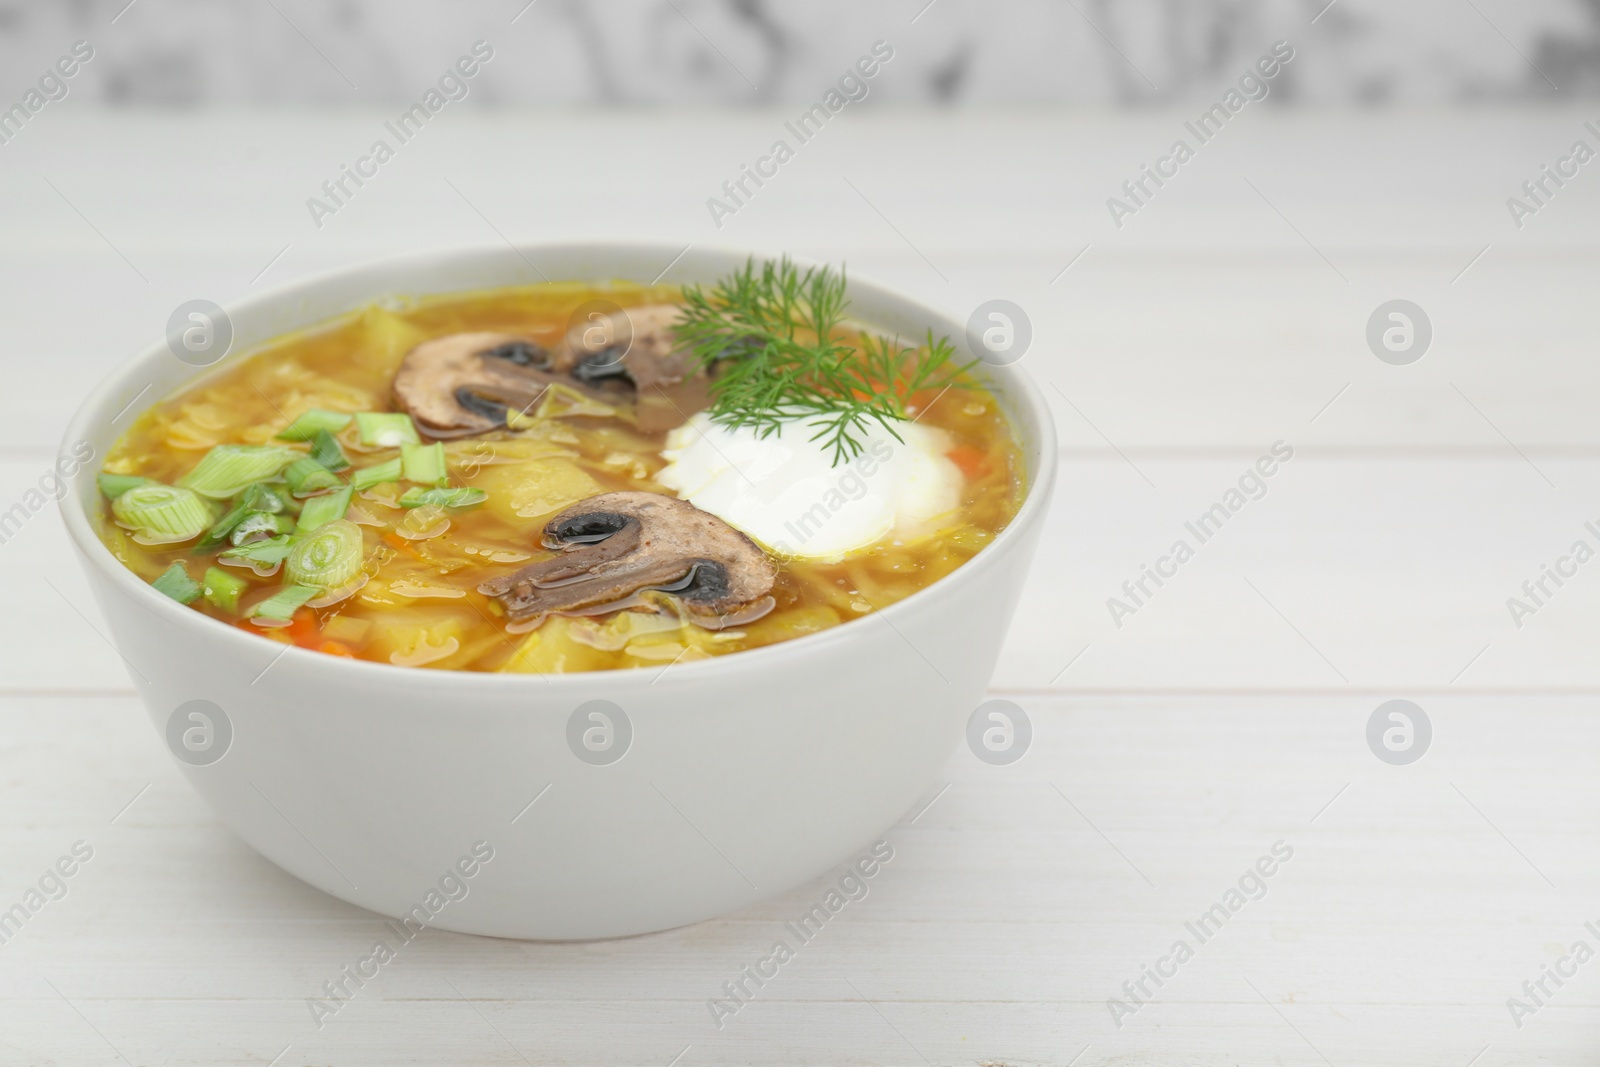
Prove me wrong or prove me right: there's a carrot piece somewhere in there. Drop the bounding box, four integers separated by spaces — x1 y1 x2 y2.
318 640 355 658
284 608 321 648
946 444 989 478
383 531 420 558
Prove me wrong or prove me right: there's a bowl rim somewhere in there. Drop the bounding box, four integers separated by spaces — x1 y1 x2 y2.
59 241 1058 693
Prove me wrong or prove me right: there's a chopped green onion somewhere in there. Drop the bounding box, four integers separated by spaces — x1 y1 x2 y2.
285 519 364 591
194 489 256 551
399 486 487 510
242 482 288 515
311 428 350 472
230 511 295 545
201 566 249 613
401 442 447 486
355 412 420 447
351 457 403 491
113 483 211 543
251 584 318 620
296 486 353 532
283 457 343 497
97 473 153 499
176 445 298 499
194 483 292 551
276 409 353 442
151 562 202 604
196 508 245 551
220 535 295 566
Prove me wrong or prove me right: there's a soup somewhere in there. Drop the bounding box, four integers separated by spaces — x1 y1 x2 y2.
95 261 1024 673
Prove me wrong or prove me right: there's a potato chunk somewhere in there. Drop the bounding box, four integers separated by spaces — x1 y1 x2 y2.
473 458 604 522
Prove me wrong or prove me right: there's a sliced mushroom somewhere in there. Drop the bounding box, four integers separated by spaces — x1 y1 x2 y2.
392 332 593 440
478 490 776 630
549 305 712 432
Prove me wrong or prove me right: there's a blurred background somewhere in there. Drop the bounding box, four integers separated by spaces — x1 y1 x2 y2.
1 0 1597 106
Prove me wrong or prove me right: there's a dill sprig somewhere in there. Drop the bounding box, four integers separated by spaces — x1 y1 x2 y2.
674 258 973 466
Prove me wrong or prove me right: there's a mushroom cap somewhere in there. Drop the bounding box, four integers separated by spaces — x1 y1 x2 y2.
548 305 712 432
549 304 698 390
393 332 582 440
478 490 776 627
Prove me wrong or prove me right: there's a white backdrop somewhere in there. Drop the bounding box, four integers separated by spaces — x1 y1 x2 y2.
0 0 1597 105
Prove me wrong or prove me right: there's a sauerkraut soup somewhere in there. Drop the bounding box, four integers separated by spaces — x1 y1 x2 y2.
94 261 1024 672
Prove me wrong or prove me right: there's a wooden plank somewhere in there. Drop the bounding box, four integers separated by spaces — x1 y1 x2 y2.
0 693 1591 1065
4 111 1594 256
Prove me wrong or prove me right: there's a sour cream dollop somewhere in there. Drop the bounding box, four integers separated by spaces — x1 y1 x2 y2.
655 413 963 559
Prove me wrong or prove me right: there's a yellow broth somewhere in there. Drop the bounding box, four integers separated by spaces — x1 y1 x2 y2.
97 283 1025 672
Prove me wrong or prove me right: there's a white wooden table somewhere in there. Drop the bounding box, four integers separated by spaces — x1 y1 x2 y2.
1 110 1597 1065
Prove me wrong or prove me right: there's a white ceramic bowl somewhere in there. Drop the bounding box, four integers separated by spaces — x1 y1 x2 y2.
59 244 1057 940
